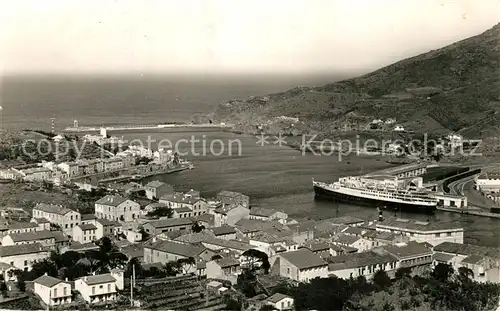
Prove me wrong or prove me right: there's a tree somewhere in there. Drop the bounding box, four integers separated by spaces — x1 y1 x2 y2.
85 237 127 273
242 249 270 273
164 261 179 276
211 254 223 261
29 259 58 280
0 281 8 298
125 257 144 279
431 263 454 282
260 305 278 311
17 279 26 292
191 221 205 233
146 206 174 218
176 257 196 274
457 266 474 284
237 268 258 297
372 270 392 289
395 267 412 280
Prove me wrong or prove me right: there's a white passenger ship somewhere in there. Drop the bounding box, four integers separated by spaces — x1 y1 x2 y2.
313 175 437 214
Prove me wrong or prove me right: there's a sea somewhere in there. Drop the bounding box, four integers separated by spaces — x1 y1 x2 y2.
2 75 500 247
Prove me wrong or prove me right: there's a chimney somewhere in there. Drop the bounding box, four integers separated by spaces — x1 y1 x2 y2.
65 278 68 282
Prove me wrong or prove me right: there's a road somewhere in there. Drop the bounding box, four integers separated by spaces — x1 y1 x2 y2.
447 168 498 209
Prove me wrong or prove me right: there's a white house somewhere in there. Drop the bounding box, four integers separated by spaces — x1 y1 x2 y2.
446 133 463 149
32 203 81 236
72 224 98 244
475 172 500 193
270 248 328 282
33 274 72 307
328 251 399 280
212 204 250 227
248 208 288 223
376 218 464 246
206 257 242 284
57 162 79 178
0 243 50 271
394 125 405 132
95 195 141 222
74 274 118 304
265 293 294 311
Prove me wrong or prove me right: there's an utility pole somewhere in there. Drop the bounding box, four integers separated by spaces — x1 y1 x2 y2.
0 106 3 131
130 264 135 306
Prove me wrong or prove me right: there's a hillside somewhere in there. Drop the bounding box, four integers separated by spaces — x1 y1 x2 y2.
199 23 500 138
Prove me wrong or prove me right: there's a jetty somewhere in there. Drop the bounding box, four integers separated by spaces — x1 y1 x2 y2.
62 123 234 133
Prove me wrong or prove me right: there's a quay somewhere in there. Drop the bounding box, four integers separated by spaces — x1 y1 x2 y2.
62 123 234 133
437 206 500 219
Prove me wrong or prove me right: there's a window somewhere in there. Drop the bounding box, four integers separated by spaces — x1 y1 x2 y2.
63 287 67 296
435 233 441 237
99 285 103 289
65 224 68 229
92 286 95 295
108 284 111 292
54 288 58 297
447 232 452 237
70 215 73 220
24 260 28 266
287 268 290 274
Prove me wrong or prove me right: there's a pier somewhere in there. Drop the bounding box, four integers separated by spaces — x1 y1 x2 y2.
62 123 234 133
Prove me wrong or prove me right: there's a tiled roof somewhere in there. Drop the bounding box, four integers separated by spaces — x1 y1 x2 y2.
145 239 205 257
174 207 193 213
201 238 254 252
32 218 50 224
211 225 237 236
279 249 327 270
160 193 200 205
82 274 116 285
461 255 485 265
363 230 401 242
234 219 280 233
249 207 277 218
196 213 215 225
96 218 115 226
332 233 362 246
327 251 397 271
95 195 129 207
250 232 288 244
34 203 75 215
266 293 292 304
9 222 38 230
381 242 432 259
433 252 455 262
8 230 58 243
343 227 365 236
81 214 98 221
78 224 97 231
146 217 194 229
145 180 165 188
327 216 365 225
376 217 463 232
0 243 47 257
215 257 240 268
51 231 70 243
174 231 217 244
34 275 66 287
433 242 500 258
301 242 331 252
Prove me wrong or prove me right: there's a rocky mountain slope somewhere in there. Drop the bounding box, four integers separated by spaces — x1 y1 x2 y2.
199 23 500 138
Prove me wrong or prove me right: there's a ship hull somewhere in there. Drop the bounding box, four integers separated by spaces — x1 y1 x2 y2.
314 185 436 214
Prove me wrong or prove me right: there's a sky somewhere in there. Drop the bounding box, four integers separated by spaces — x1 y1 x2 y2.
1 0 499 75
